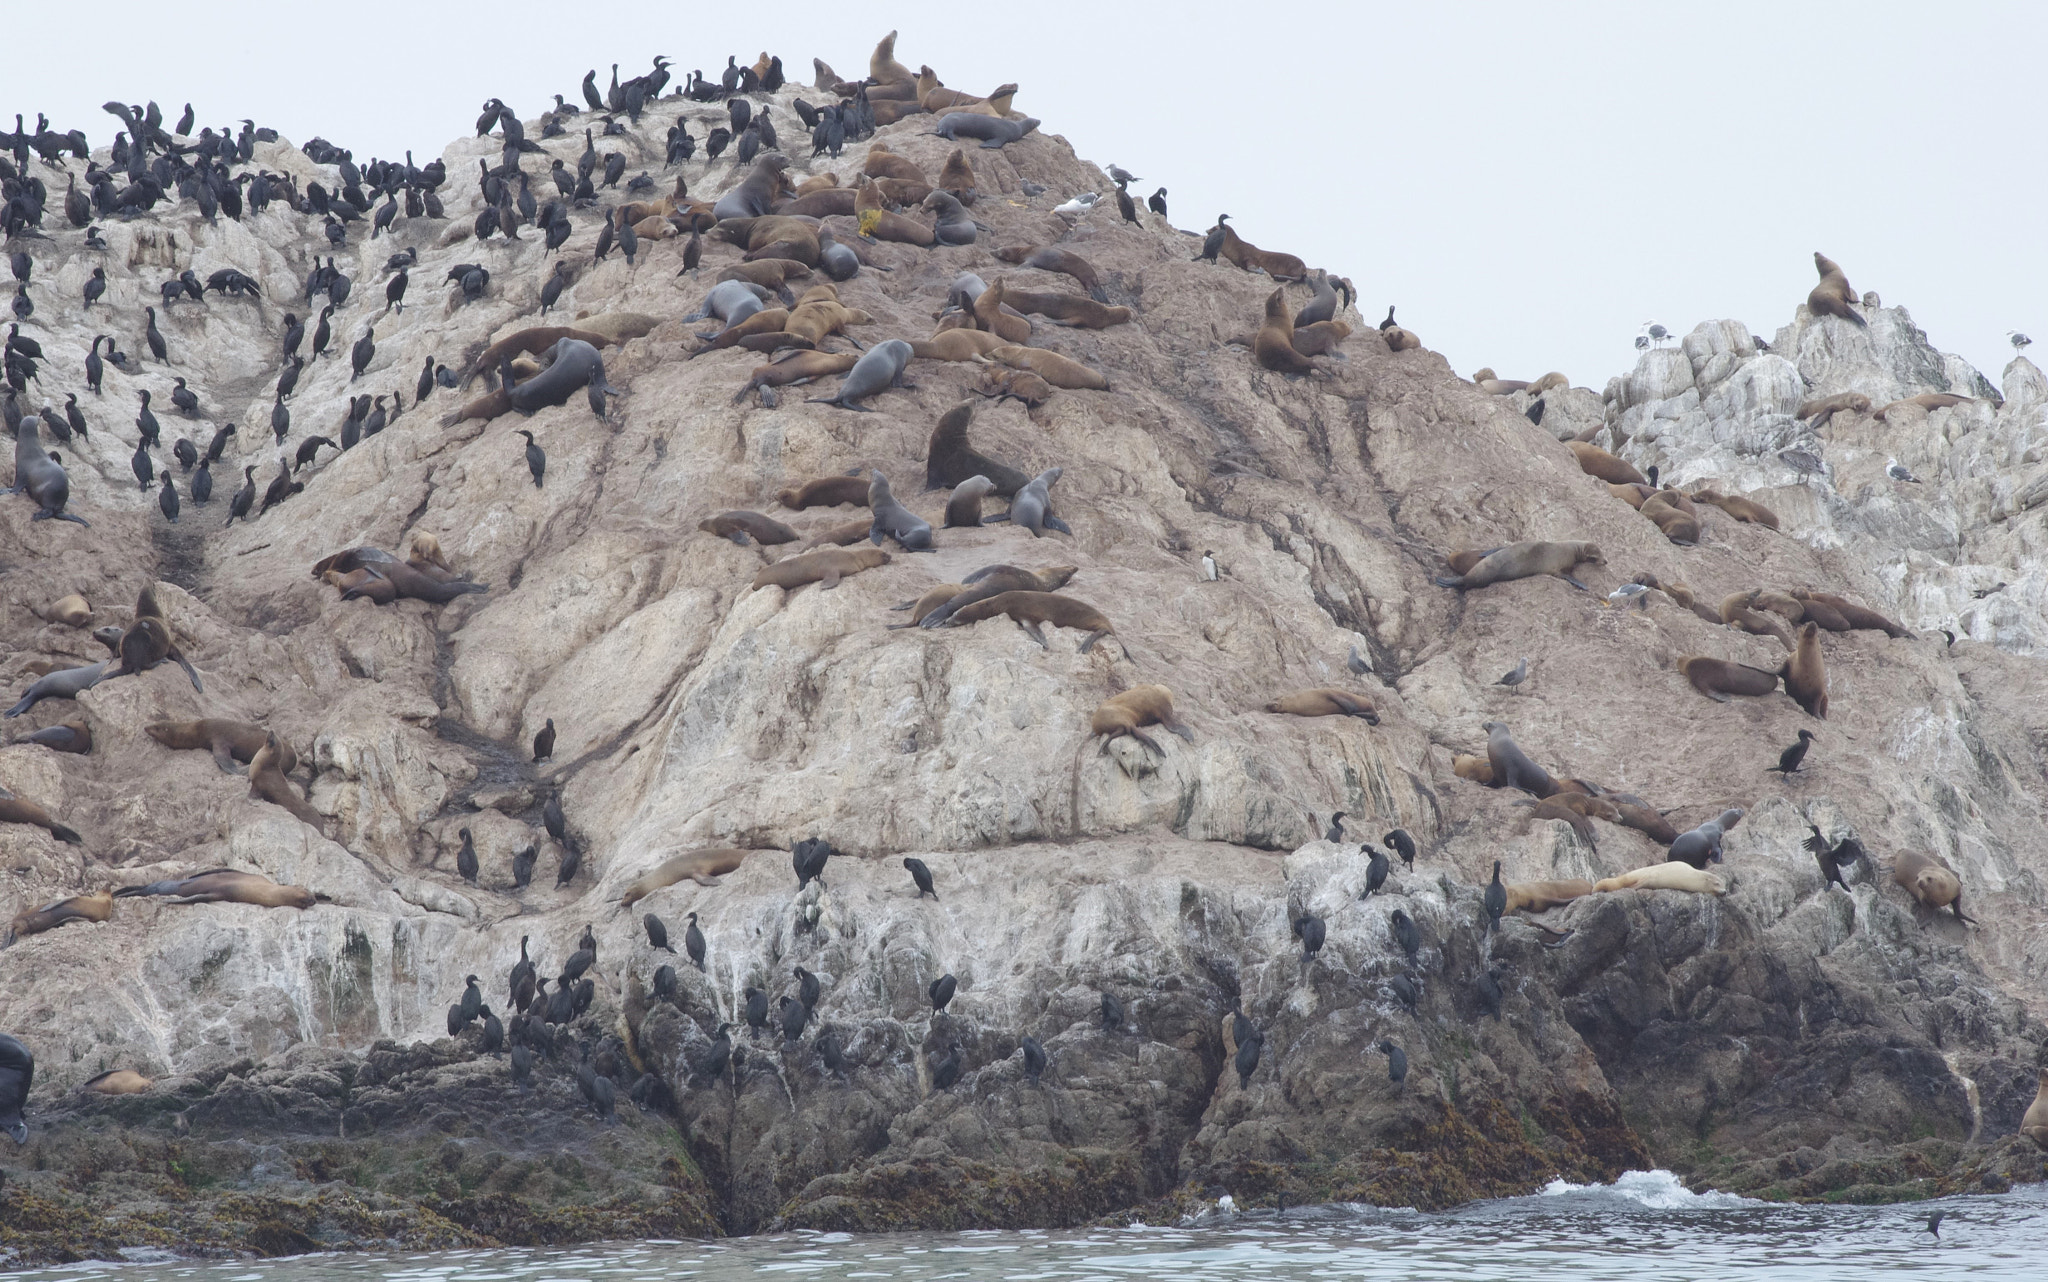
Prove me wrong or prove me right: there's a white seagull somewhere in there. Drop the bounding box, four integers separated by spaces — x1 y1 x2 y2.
2010 331 2033 350
1053 192 1098 216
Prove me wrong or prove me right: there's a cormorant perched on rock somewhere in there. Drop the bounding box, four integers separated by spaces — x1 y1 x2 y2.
1385 828 1416 871
1805 825 1865 892
1771 729 1816 775
744 987 769 1036
794 966 819 1010
458 975 483 1024
644 912 674 953
684 912 706 971
1390 908 1420 960
904 857 936 899
1476 966 1504 1020
457 829 478 882
516 429 545 487
793 837 830 889
928 974 956 1013
1484 862 1507 932
533 718 555 762
1380 306 1397 331
778 995 808 1042
1020 1035 1046 1083
1325 811 1345 843
1148 187 1167 218
1101 991 1123 1032
1362 845 1389 898
1378 1039 1407 1084
1198 214 1229 262
931 1042 962 1090
1293 914 1325 963
1234 1024 1263 1087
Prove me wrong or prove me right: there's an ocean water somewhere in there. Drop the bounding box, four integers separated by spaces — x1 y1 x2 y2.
10 1172 2041 1281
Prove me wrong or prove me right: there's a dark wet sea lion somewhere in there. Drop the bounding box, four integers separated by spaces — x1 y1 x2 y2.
925 400 1030 495
916 564 1076 629
1482 721 1555 797
5 663 108 717
699 511 799 545
508 339 615 414
867 471 933 550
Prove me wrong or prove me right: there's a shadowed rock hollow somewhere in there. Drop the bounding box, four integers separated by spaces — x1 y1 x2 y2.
3 37 2046 1260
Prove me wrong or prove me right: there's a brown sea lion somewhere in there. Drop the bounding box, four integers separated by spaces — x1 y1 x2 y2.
912 329 1011 361
1434 541 1602 591
937 149 976 205
1483 721 1556 798
1639 491 1701 544
1790 589 1908 637
940 590 1121 654
1253 287 1318 375
732 351 859 406
1749 590 1806 624
914 564 1076 629
696 307 791 351
1594 862 1727 895
1444 548 1498 576
619 848 753 905
459 325 612 389
784 298 871 346
84 1070 154 1094
869 30 915 85
1567 442 1646 486
995 288 1132 329
1215 222 1308 282
925 401 1031 495
1807 252 1867 328
1503 879 1594 913
795 173 841 197
1719 590 1795 648
975 366 1055 407
982 344 1108 391
2021 1071 2048 1151
106 585 203 692
1781 622 1829 719
777 475 871 510
1088 685 1194 756
1515 797 1596 848
1265 689 1378 723
750 547 890 592
146 719 298 774
1290 320 1351 357
1890 850 1973 923
250 733 325 831
1678 655 1781 702
44 595 91 627
0 791 84 844
784 189 857 219
1381 325 1422 352
944 476 998 528
1874 392 1975 420
1607 482 1655 509
7 889 112 944
862 143 929 184
325 568 394 603
855 205 937 247
1527 372 1569 395
969 279 1033 344
718 259 814 293
889 583 967 628
1612 802 1679 845
993 244 1107 301
805 516 876 547
1794 391 1870 426
342 560 488 606
1692 489 1781 529
113 868 316 909
699 511 800 546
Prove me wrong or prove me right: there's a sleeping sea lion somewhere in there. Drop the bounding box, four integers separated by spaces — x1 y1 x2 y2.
7 889 112 944
113 868 317 908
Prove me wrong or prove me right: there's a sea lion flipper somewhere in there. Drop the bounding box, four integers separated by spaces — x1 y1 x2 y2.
1044 515 1074 535
208 739 247 774
983 512 1010 523
1706 690 1730 703
1562 576 1589 591
1432 575 1464 589
688 872 725 887
1021 620 1049 648
822 568 843 590
173 650 203 692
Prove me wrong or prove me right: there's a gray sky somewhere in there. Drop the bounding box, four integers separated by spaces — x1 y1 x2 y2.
8 2 2040 389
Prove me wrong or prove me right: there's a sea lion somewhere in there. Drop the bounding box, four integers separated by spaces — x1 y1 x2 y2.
249 733 324 831
506 339 615 414
146 719 298 774
1214 222 1308 283
1482 721 1555 797
1382 325 1422 352
944 476 997 527
806 516 876 547
1720 590 1796 649
732 350 859 406
2022 1071 2048 1151
0 790 83 844
1265 689 1379 723
778 475 871 509
9 721 91 754
925 401 1031 496
911 329 1010 362
783 190 857 219
712 154 791 222
1253 288 1318 375
751 547 890 592
966 278 1033 344
1639 491 1701 544
695 307 791 351
1692 489 1781 530
1566 442 1646 486
5 663 108 717
1890 850 1974 923
1807 252 1867 328
937 149 976 205
83 1070 153 1094
923 191 977 245
342 560 488 605
915 564 1076 628
410 532 451 572
1789 589 1909 638
1088 685 1194 755
1594 861 1727 895
807 340 914 411
1434 541 1602 591
1669 808 1744 868
1678 655 1781 702
1789 595 1852 631
1781 622 1829 718
1874 393 1975 420
1004 467 1072 538
976 366 1055 407
1613 802 1679 845
1751 590 1806 624
619 848 753 905
982 345 1108 391
1290 320 1351 357
6 889 112 944
7 415 90 526
1515 797 1596 848
869 30 914 84
113 868 316 909
1607 482 1655 509
867 471 933 551
993 244 1106 301
941 590 1120 654
889 583 967 627
699 511 799 546
783 298 871 347
1443 548 1498 576
1527 372 1569 395
1503 879 1594 914
43 595 91 627
1794 391 1870 427
106 586 203 692
458 326 612 390
994 287 1131 329
1452 753 1494 785
931 113 1040 148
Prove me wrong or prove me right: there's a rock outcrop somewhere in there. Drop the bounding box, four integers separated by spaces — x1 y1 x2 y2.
3 38 2045 1262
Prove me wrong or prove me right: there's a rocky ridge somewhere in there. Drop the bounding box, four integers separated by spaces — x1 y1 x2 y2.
3 36 2047 1263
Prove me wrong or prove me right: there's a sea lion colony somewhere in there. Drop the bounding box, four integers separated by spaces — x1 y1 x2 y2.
0 31 2023 1162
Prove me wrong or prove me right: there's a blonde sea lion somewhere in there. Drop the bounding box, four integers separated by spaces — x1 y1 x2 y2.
969 279 1033 344
1567 442 1646 486
1088 685 1193 755
1382 326 1421 352
1790 589 1908 637
777 475 871 510
620 848 753 905
1253 287 1318 375
250 733 324 831
750 547 890 592
1594 862 1727 895
1607 482 1655 509
113 868 316 909
2019 1071 2048 1150
942 590 1121 654
1874 392 1975 420
1890 850 1974 923
1639 491 1701 544
869 30 915 85
84 1070 154 1094
699 511 799 546
1678 655 1781 702
784 299 871 347
1452 753 1494 785
1527 372 1569 395
1291 320 1352 357
146 719 298 774
795 173 840 197
1504 879 1594 913
982 345 1108 391
1692 489 1781 529
1794 391 1870 426
1807 252 1867 328
0 790 84 844
912 329 1011 361
409 531 451 572
44 595 91 627
7 889 112 944
1434 541 1602 591
1265 689 1379 723
1781 622 1829 718
733 351 859 406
